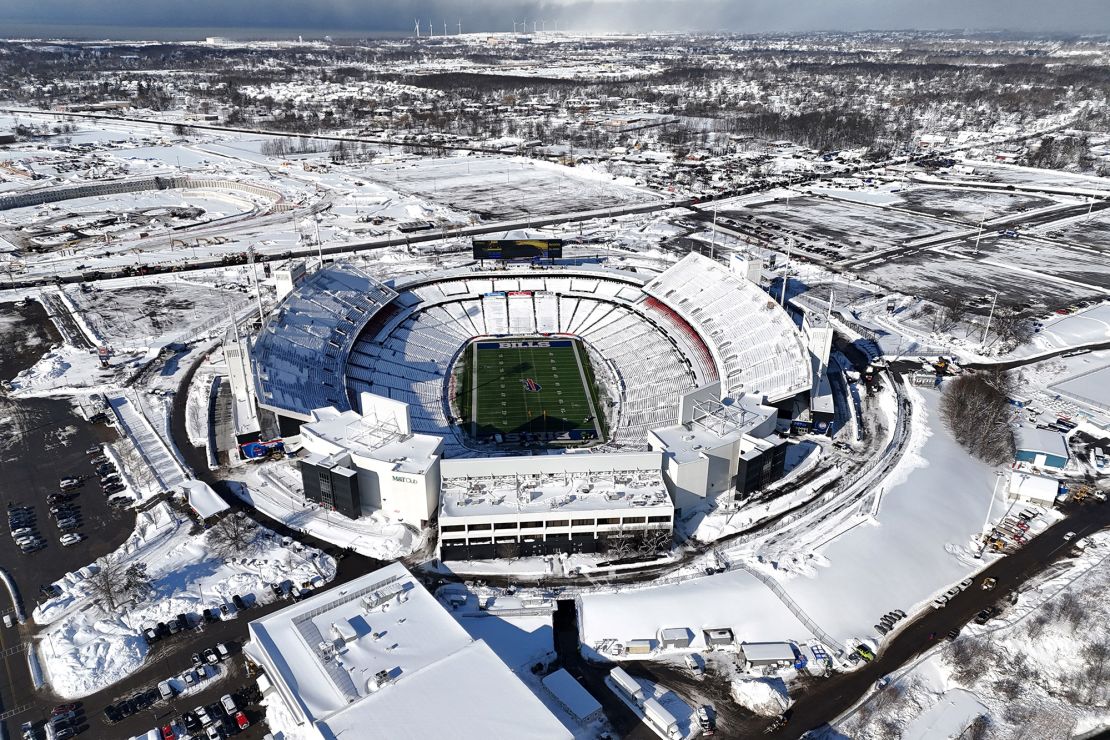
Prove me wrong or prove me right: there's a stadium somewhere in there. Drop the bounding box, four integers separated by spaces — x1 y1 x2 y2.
246 245 823 559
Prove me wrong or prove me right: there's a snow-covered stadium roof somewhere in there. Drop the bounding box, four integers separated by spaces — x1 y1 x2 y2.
643 253 812 403
252 264 397 420
439 452 670 519
244 562 570 740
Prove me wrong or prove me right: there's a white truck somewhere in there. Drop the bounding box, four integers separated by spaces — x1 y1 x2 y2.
643 697 681 740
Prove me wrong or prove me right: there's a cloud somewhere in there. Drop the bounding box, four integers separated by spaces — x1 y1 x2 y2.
0 0 1107 35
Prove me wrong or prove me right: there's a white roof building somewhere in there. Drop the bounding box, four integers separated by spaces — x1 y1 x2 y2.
1007 472 1059 505
180 480 230 521
244 562 571 740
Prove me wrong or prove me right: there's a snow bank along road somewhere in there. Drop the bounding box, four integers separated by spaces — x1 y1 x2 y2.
767 499 1110 739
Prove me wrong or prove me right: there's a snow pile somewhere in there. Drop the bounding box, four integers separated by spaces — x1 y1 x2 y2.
730 677 792 717
35 503 336 698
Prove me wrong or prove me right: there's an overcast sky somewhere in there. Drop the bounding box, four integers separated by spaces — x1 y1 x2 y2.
1 0 1108 36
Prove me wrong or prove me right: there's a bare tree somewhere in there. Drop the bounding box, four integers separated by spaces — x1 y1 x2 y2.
207 513 259 557
990 306 1034 349
606 528 636 560
86 553 149 613
940 371 1016 466
634 528 672 557
1083 641 1110 685
932 295 967 335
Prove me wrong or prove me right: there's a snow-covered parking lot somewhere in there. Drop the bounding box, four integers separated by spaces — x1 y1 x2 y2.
34 502 336 698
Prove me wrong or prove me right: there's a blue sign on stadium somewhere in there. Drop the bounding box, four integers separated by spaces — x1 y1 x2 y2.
476 339 573 350
483 291 506 298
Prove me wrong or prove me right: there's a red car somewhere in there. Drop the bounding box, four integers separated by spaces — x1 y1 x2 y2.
234 711 250 730
52 703 80 715
161 724 176 740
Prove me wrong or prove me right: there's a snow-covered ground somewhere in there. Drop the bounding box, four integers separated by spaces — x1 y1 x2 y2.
34 501 336 698
759 387 1005 642
1007 302 1110 359
837 530 1110 740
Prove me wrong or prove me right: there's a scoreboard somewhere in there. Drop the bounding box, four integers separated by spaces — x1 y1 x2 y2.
472 238 563 260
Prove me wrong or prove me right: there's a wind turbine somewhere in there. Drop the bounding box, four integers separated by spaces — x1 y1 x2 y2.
414 19 420 38
443 20 448 37
457 19 462 35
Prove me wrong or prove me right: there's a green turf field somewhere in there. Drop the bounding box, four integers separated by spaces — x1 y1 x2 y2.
465 338 602 443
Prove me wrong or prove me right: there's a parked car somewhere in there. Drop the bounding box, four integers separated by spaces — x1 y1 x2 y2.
215 643 231 660
52 703 80 716
60 533 84 547
176 613 191 631
957 578 974 591
103 704 122 724
232 594 246 611
194 705 211 725
161 724 176 740
181 712 201 732
85 446 102 456
182 670 197 688
220 694 237 715
143 626 160 644
203 648 219 665
931 596 949 609
158 680 175 701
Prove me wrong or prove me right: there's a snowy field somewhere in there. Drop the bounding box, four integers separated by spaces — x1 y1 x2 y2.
66 280 249 349
859 244 1104 311
894 186 1059 222
1006 303 1110 359
365 155 656 220
1042 211 1110 251
763 388 1003 642
34 502 336 698
837 531 1110 740
965 238 1110 291
738 195 952 258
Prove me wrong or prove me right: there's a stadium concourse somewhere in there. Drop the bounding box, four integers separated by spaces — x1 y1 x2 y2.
242 250 825 561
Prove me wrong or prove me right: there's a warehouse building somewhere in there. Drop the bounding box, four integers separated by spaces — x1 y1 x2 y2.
243 563 571 740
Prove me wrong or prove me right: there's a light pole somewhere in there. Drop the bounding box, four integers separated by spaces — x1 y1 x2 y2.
981 470 1005 541
972 219 984 256
981 289 999 347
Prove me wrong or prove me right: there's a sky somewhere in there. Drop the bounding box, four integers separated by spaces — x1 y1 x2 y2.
0 0 1108 37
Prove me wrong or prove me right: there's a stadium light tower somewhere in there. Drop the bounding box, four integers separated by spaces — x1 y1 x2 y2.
709 206 718 261
248 244 265 327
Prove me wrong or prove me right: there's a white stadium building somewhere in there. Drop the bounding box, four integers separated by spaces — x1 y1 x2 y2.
248 251 819 560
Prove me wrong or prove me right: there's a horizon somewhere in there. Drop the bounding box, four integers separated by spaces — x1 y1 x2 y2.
1 0 1109 38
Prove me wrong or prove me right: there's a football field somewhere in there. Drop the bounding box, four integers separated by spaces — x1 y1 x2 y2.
465 338 602 443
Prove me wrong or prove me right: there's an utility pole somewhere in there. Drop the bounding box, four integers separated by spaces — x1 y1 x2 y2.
1086 198 1095 222
972 219 984 255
